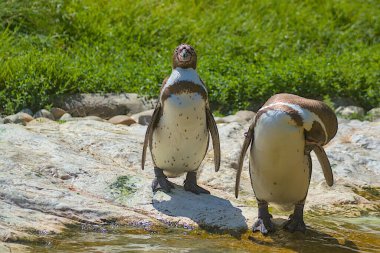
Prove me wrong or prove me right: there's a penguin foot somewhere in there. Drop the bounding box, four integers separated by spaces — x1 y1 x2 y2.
184 171 210 195
253 200 275 235
283 203 306 233
184 183 210 194
152 167 175 193
152 177 175 193
283 214 306 233
253 217 275 235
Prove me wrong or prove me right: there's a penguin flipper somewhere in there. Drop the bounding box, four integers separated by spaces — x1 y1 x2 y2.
235 123 255 198
206 107 221 172
313 145 334 186
141 103 162 170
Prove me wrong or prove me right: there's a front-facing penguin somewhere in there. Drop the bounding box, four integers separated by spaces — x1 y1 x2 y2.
142 44 220 194
235 93 338 234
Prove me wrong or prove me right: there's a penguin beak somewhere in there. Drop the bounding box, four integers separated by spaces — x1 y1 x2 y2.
178 48 191 62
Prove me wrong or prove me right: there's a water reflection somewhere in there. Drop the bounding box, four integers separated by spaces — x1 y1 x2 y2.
25 216 380 253
248 218 360 253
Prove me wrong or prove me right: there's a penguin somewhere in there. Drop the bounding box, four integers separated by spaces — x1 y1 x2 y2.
142 44 220 194
235 93 338 234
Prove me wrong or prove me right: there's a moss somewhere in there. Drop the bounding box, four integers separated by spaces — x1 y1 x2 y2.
109 175 140 197
353 186 380 201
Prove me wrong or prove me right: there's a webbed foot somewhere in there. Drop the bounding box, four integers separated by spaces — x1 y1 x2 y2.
283 203 306 233
152 167 174 193
184 172 210 195
253 217 275 235
253 201 275 235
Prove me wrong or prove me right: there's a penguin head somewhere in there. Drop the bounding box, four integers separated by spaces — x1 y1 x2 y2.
172 44 197 69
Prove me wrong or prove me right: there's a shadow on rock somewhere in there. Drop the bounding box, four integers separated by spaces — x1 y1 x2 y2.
248 218 360 252
152 186 248 238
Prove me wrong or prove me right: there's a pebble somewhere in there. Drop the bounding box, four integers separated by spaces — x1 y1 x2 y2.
34 109 55 120
131 109 154 125
51 108 66 120
335 106 365 117
108 115 137 126
4 113 34 125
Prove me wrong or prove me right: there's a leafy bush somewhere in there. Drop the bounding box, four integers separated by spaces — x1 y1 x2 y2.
0 0 379 115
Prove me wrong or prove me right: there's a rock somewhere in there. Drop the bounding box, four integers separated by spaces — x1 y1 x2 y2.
3 113 34 125
235 110 256 121
50 107 66 120
19 108 33 116
108 115 137 126
332 97 356 108
131 109 154 125
0 117 4 124
220 110 256 123
0 242 30 252
0 115 378 244
59 113 72 120
367 107 380 121
335 106 365 118
3 114 18 124
53 93 156 119
83 116 106 122
219 115 239 123
63 116 106 122
18 113 34 124
214 116 225 124
28 117 55 125
34 109 55 120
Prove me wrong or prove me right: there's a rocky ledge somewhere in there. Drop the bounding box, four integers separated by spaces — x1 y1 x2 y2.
0 108 379 249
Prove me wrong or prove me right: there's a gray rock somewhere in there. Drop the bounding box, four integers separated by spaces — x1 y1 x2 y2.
216 111 253 124
0 117 3 124
131 109 154 125
3 114 19 124
221 110 256 123
367 107 380 121
220 115 239 123
335 106 365 118
59 113 72 120
83 116 106 122
331 97 356 108
235 110 256 121
19 108 33 116
34 109 55 120
63 116 106 122
53 93 156 119
3 113 34 125
0 116 378 243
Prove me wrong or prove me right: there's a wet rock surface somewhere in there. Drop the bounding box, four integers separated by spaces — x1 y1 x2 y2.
0 117 379 245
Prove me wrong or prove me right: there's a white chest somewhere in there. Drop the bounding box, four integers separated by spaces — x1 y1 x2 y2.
151 93 209 177
250 110 310 209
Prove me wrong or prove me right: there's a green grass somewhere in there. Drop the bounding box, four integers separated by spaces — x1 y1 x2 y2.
1 0 379 115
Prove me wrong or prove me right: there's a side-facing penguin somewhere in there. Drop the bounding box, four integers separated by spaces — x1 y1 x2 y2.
235 93 338 234
142 44 220 194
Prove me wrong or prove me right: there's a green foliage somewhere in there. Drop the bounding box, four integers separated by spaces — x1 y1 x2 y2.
1 0 379 114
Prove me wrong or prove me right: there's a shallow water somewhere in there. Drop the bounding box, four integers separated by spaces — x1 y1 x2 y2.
24 215 380 253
